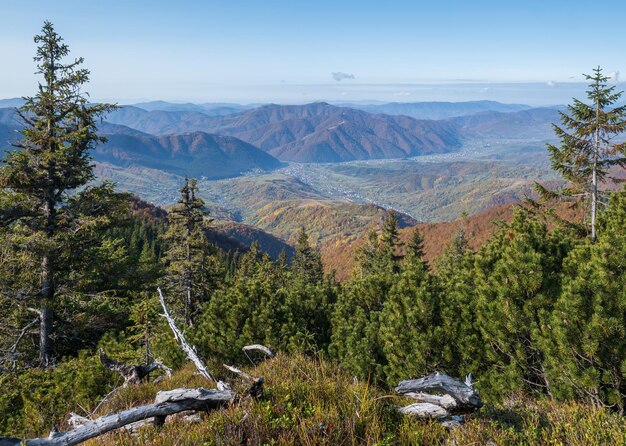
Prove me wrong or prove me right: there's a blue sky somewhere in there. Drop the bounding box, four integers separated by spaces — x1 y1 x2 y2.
1 0 625 105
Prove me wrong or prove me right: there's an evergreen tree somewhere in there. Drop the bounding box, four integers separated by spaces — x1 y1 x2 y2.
544 189 626 411
330 212 403 383
473 212 574 399
379 209 403 272
0 22 117 367
292 227 324 283
380 231 437 384
354 230 380 277
195 241 336 362
406 226 428 270
540 67 626 241
434 228 480 378
161 178 214 326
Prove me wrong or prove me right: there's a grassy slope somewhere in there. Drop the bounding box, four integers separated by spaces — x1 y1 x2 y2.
81 354 625 446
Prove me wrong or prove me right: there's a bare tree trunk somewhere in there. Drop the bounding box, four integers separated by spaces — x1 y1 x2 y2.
39 197 56 368
591 96 600 242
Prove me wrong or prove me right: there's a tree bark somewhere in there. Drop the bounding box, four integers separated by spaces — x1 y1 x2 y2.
39 195 56 368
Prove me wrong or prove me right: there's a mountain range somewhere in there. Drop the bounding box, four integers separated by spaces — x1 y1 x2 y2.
97 123 282 179
105 102 464 162
0 109 282 179
0 99 562 171
347 100 533 119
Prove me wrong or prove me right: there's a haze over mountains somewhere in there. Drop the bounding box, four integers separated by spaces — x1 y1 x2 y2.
0 97 565 263
1 99 562 170
104 102 463 162
347 100 533 120
101 101 561 163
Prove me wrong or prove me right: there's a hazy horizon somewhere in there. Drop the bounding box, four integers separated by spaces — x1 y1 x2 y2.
1 0 625 105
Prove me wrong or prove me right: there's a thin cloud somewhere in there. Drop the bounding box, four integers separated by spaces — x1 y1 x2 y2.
332 72 355 82
608 71 620 83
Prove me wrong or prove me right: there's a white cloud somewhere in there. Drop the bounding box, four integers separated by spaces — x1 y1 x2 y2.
394 91 411 96
332 72 355 82
608 71 620 82
546 80 556 87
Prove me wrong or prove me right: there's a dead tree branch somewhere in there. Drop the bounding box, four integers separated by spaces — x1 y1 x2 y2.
157 287 215 383
98 349 171 386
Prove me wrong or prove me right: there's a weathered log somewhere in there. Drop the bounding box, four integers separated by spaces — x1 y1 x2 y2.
0 388 234 446
396 372 482 411
399 402 449 418
157 287 215 383
98 349 171 386
396 372 482 427
404 392 458 409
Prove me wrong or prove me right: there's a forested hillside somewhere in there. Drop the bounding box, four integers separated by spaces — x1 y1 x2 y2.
2 22 626 446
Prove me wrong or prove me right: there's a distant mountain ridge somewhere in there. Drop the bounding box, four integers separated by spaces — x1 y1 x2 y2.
107 102 463 162
130 100 253 116
347 100 532 119
0 108 282 179
452 107 562 139
1 100 564 167
97 125 283 179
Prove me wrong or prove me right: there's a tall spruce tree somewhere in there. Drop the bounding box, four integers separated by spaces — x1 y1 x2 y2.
379 209 403 272
292 227 324 284
161 178 213 326
0 22 116 367
540 67 626 241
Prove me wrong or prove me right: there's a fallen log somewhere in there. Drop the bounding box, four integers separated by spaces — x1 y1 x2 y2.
395 372 482 427
0 387 234 446
98 349 171 386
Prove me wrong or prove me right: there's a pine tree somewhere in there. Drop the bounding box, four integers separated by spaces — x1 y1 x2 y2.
472 212 574 399
0 22 117 367
354 230 379 277
380 230 437 384
292 227 324 283
543 189 626 411
379 209 403 272
406 226 428 270
330 213 402 383
540 67 626 241
434 228 479 378
161 178 213 326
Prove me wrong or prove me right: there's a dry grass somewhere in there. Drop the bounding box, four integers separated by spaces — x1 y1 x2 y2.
83 353 626 446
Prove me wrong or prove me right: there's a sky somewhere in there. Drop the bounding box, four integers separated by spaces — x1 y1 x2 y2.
1 0 625 105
